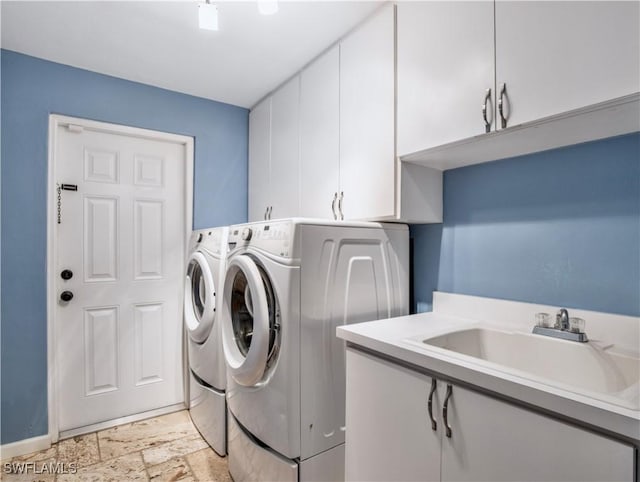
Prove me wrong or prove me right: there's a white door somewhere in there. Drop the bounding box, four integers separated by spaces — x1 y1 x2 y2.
299 45 340 219
441 384 634 481
495 1 640 129
54 120 188 433
397 1 495 155
345 348 441 482
339 3 395 220
248 97 272 222
270 76 300 220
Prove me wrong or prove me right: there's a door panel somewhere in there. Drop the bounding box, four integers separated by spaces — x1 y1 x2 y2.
441 384 634 481
83 307 119 396
300 45 340 219
495 1 640 128
248 98 271 222
133 303 164 386
55 123 186 432
397 1 495 155
345 349 441 482
339 3 395 220
270 76 300 220
134 200 164 279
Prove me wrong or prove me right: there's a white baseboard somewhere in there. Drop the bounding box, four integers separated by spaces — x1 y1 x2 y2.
0 434 51 461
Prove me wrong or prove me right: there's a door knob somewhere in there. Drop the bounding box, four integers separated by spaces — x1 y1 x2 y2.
60 269 73 280
60 291 74 302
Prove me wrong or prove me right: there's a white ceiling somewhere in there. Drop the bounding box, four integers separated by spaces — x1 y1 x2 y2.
1 1 381 108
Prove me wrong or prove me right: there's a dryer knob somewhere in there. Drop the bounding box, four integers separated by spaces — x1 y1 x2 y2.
241 228 253 241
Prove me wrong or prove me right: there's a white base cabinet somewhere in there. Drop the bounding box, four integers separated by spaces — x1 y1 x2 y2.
345 348 635 482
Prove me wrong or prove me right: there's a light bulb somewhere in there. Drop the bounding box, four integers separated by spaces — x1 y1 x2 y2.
258 1 278 15
199 2 218 31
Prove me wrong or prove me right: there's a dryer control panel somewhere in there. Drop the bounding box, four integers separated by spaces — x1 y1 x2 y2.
228 221 294 257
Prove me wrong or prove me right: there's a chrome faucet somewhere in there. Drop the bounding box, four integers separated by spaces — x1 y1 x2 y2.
532 308 588 343
556 308 569 330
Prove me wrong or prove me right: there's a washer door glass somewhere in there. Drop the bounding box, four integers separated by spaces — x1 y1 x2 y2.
223 255 279 386
184 251 216 343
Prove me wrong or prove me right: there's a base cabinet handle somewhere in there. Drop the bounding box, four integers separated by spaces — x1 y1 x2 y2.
443 383 453 438
427 378 437 431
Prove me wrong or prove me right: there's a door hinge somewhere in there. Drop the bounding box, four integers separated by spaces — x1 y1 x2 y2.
66 124 84 133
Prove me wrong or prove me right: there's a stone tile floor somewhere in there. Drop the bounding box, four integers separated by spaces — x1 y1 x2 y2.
1 411 231 482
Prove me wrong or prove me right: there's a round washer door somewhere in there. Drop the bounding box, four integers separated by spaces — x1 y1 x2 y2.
184 251 216 343
222 255 274 387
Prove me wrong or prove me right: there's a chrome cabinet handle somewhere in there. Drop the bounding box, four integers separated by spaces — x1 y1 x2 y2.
331 192 338 220
338 192 344 220
443 384 453 438
482 88 492 133
267 206 272 220
427 378 437 431
498 83 508 129
264 207 268 220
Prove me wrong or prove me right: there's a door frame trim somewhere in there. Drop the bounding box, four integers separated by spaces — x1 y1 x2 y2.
47 114 194 443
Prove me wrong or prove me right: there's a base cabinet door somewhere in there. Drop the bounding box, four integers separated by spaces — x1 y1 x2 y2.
345 348 441 482
441 385 635 482
345 348 635 482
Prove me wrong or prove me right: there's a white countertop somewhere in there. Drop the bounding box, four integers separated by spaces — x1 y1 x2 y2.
337 293 640 443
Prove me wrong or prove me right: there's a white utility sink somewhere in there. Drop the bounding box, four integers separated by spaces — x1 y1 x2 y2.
417 327 640 410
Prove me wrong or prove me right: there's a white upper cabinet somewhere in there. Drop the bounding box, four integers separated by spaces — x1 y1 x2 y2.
398 1 640 168
248 77 300 222
397 1 495 157
300 45 340 220
270 76 300 220
248 3 443 224
339 2 396 220
495 1 640 129
248 97 271 222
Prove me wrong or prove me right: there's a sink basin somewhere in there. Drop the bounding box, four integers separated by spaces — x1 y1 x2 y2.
419 328 640 410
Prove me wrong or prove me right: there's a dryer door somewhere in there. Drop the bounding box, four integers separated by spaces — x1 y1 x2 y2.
223 254 277 387
184 251 216 343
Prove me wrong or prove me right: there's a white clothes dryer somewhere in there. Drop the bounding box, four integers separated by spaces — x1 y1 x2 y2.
221 219 409 481
184 226 228 456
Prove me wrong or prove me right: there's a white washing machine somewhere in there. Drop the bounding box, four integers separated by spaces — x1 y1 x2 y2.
221 219 409 481
184 226 228 456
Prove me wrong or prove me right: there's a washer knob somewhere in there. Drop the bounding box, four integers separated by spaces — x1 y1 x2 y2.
241 228 253 241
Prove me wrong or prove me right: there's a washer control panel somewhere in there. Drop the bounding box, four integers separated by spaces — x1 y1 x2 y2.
228 221 293 257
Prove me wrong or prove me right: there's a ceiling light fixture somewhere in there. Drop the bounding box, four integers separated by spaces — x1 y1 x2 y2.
258 0 279 16
199 1 219 31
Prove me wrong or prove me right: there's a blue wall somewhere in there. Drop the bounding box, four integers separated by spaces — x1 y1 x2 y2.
412 133 640 317
1 50 248 444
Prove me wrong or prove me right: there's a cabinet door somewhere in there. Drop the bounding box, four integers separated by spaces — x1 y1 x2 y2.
345 348 441 482
397 1 495 156
248 97 271 222
441 384 635 481
339 3 395 220
495 1 640 128
300 45 340 219
270 76 300 220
